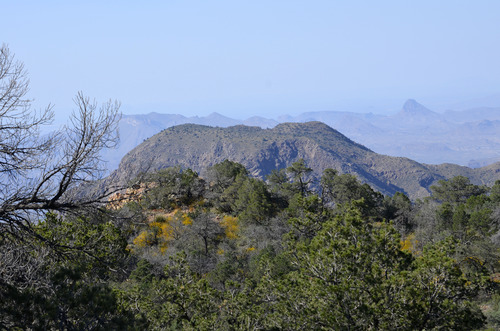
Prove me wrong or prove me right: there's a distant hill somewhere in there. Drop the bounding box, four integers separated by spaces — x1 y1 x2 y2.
106 100 500 172
105 112 250 171
442 107 500 124
105 122 500 200
289 100 500 166
397 99 440 118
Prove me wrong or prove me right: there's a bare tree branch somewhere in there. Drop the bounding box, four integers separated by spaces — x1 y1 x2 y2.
0 44 122 240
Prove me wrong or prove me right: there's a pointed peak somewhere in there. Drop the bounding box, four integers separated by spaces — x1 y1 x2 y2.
206 112 224 117
400 99 436 116
402 99 427 111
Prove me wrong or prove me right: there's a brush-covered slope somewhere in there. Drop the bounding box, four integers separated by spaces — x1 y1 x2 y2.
108 121 500 199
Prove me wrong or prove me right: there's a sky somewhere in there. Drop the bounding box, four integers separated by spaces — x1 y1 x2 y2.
2 1 500 122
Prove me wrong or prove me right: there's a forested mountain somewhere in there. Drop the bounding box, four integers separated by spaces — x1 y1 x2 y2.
4 43 500 330
106 121 500 200
106 100 500 171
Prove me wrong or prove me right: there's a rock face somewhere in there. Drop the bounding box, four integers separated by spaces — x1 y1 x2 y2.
106 121 500 200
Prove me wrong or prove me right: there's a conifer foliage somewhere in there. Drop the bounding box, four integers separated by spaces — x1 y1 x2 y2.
1 45 499 330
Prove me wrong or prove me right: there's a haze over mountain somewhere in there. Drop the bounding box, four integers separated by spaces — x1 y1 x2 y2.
396 99 440 118
106 122 500 200
104 100 500 172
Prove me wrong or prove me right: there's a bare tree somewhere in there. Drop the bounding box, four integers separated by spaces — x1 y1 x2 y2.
0 44 121 241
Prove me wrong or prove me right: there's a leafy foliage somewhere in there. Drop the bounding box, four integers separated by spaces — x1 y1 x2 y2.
0 214 142 330
430 175 489 204
3 158 500 329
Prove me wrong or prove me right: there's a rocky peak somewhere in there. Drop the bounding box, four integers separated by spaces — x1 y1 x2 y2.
399 99 437 117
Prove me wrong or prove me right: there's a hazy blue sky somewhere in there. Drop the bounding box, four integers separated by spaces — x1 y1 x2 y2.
3 1 500 121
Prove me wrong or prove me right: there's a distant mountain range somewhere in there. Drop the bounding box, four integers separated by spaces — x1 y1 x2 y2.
104 100 500 172
104 122 500 200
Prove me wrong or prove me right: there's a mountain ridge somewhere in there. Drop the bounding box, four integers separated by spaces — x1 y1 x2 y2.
106 121 500 200
105 99 500 172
